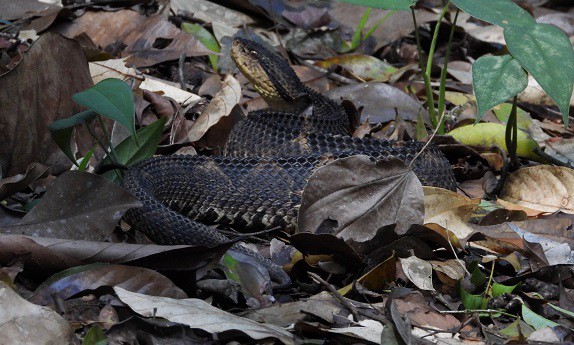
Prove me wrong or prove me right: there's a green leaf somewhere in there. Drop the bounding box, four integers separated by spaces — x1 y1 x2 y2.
457 280 487 310
521 304 559 330
469 261 486 288
491 282 517 298
504 23 574 126
473 55 528 121
181 23 220 72
48 110 98 166
72 78 136 139
82 324 107 345
449 123 541 161
492 103 532 130
335 0 416 11
451 0 535 28
105 117 166 168
548 303 574 320
500 318 534 338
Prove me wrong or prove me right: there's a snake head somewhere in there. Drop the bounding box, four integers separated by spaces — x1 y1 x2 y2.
231 37 310 112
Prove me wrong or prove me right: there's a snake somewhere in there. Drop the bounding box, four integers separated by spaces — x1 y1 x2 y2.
121 37 456 287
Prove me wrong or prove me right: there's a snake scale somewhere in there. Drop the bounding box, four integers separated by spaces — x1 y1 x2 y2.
122 38 456 286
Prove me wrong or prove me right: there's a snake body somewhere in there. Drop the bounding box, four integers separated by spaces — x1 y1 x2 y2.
122 38 456 286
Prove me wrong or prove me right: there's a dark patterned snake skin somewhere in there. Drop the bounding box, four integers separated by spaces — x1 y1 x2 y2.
122 38 456 287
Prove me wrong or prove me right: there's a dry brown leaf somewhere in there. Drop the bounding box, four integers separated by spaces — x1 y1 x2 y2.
114 287 294 344
30 264 187 305
0 171 141 240
188 74 241 142
0 163 50 201
423 187 480 239
0 32 92 176
0 282 75 344
500 165 574 214
299 156 424 241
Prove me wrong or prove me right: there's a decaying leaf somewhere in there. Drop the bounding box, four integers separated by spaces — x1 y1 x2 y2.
500 165 574 214
299 156 424 242
0 171 141 240
114 287 294 344
0 281 75 344
424 187 480 239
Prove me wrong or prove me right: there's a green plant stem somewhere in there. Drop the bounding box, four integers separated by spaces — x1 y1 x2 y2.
411 9 437 127
436 9 459 134
97 115 118 162
363 10 396 41
505 96 519 166
485 260 495 298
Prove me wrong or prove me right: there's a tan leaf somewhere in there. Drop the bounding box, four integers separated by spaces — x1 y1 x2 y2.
400 255 434 291
423 187 480 239
114 287 294 344
500 165 574 214
0 282 75 344
188 75 241 142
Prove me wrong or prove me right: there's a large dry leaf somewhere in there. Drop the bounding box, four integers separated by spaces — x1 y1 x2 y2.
0 235 229 276
299 156 424 241
187 74 241 142
0 32 92 176
114 287 294 344
423 187 480 240
0 282 75 344
30 264 187 305
0 171 141 240
500 165 574 214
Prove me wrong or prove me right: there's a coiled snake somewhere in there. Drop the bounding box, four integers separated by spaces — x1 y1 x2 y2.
122 38 456 286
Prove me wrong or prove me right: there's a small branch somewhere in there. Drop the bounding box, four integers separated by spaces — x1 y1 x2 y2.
308 272 361 322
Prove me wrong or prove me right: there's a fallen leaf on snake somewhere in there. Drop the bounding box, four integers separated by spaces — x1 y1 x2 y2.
298 156 424 242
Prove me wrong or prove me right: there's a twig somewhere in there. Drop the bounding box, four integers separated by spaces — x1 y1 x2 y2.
438 309 518 319
408 106 448 169
298 59 357 85
308 272 361 322
178 52 186 90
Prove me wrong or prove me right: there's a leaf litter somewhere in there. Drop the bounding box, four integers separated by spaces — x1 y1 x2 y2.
0 0 574 344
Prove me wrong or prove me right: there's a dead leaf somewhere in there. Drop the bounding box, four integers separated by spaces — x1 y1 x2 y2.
0 171 141 240
400 256 435 291
114 286 295 344
188 74 241 142
30 264 187 305
123 14 214 67
500 165 574 214
423 187 480 239
326 82 430 124
299 156 424 241
0 163 50 201
0 32 92 176
0 282 75 344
